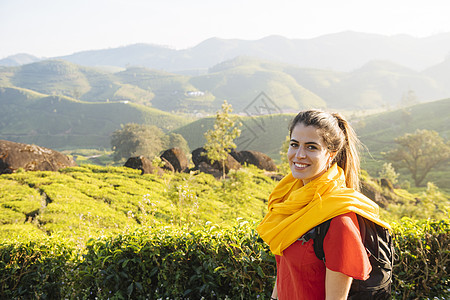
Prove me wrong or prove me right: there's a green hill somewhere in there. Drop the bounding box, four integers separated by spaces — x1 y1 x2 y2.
355 98 450 187
1 57 447 114
174 113 295 159
0 164 276 242
175 98 450 188
191 56 326 112
0 87 191 150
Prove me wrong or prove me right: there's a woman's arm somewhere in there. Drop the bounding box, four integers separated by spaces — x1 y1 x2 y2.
325 268 352 300
271 276 278 299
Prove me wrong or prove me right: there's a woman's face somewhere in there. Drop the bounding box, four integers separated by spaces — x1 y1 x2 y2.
287 123 334 185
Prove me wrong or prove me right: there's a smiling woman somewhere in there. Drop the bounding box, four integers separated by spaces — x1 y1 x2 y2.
257 109 392 300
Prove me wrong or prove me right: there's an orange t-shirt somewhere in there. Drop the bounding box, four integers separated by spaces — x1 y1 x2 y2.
275 212 371 300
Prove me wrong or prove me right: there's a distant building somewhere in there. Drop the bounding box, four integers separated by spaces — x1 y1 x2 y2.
186 91 205 97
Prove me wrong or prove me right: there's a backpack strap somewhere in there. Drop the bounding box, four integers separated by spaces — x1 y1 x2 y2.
312 218 332 261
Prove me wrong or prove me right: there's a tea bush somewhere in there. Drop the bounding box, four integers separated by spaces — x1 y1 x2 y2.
0 237 76 299
1 164 449 299
0 218 448 299
392 218 449 299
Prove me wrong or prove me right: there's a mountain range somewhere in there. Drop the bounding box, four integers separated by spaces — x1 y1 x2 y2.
1 55 449 113
1 31 449 160
3 32 450 73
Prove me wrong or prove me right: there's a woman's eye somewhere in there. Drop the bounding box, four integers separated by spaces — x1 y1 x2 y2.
307 145 318 150
290 143 298 147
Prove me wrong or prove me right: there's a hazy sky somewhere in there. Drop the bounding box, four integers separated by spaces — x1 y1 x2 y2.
1 0 449 59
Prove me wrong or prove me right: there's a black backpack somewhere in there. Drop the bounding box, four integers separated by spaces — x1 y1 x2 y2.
301 214 394 299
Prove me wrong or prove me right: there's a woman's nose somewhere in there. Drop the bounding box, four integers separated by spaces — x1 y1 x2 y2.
296 147 306 158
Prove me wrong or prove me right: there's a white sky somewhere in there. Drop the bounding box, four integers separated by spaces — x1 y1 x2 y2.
1 0 449 59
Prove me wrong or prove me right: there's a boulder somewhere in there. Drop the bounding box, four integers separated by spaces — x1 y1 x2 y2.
380 178 395 192
191 147 241 174
360 181 389 208
197 161 222 178
160 157 175 173
229 149 242 162
160 147 188 172
237 150 278 171
0 140 77 174
124 156 162 175
191 147 208 166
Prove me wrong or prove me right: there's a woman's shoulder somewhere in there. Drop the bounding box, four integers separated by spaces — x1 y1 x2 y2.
329 212 360 231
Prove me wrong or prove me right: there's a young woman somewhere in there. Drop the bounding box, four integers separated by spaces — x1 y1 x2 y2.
257 110 391 300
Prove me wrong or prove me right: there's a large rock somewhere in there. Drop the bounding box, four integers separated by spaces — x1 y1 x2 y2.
380 178 395 191
191 147 241 174
197 161 222 178
361 181 389 208
124 156 162 175
160 147 188 172
160 157 175 173
192 147 208 166
0 140 77 174
236 150 278 171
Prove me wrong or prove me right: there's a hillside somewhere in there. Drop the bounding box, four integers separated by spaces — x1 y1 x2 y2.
1 57 448 114
0 164 276 242
191 57 326 111
355 98 450 187
175 98 450 188
0 87 190 150
174 113 295 159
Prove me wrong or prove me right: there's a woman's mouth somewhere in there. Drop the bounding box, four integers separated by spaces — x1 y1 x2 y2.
294 162 308 169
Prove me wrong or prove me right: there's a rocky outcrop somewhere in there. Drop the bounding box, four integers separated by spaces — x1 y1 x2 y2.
235 150 278 171
361 181 389 208
160 147 188 172
380 178 395 192
160 157 175 173
124 156 162 175
191 147 240 175
191 147 208 167
0 140 77 174
197 161 222 178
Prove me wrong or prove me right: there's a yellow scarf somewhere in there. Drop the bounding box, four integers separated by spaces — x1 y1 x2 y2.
257 164 391 256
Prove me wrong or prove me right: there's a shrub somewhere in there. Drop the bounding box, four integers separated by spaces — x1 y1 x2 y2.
2 218 447 299
392 218 449 299
73 221 276 299
0 238 76 299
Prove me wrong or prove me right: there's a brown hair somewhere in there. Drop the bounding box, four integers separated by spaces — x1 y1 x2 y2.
288 109 361 190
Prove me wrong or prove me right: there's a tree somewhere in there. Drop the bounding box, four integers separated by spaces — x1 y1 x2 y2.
165 132 190 155
383 129 450 186
378 162 399 185
111 123 165 162
204 100 241 178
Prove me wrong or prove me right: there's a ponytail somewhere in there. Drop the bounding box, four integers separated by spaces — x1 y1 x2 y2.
331 113 361 190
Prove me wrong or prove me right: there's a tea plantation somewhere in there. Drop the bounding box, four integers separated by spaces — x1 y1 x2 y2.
0 165 448 299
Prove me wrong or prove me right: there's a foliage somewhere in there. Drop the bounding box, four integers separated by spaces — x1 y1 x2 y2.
204 100 242 178
383 129 450 186
0 237 76 299
278 134 291 174
378 162 399 184
391 218 449 299
166 132 191 155
0 165 274 245
0 218 448 299
355 98 450 189
111 123 166 162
